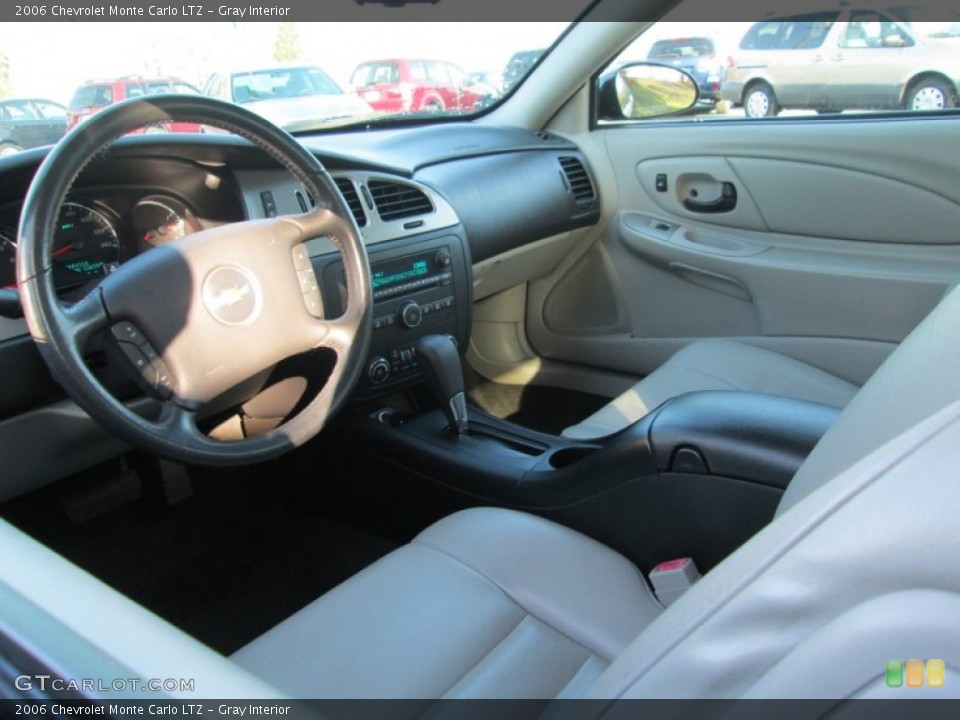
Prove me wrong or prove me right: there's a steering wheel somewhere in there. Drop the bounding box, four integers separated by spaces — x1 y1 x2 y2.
16 95 372 466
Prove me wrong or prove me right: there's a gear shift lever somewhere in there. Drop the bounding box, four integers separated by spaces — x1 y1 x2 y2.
417 334 469 435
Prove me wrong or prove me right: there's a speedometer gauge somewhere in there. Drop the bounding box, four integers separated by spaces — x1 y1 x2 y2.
52 202 121 288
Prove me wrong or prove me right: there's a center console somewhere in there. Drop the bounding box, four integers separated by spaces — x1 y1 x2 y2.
313 230 472 399
342 371 840 573
307 218 838 577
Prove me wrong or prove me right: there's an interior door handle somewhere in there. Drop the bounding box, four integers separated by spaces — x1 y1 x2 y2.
683 182 737 214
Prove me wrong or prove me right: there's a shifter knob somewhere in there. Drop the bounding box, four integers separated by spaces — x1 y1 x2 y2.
417 334 468 435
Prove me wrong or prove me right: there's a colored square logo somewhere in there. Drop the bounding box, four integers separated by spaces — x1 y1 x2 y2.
886 660 903 688
906 659 925 688
927 660 945 688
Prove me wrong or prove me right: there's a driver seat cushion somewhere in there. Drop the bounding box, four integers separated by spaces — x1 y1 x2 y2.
232 507 663 699
562 339 860 440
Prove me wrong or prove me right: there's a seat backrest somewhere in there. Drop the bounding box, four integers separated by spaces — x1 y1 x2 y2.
585 284 960 699
778 283 960 515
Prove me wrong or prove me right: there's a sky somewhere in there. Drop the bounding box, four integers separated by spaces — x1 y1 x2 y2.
0 22 571 104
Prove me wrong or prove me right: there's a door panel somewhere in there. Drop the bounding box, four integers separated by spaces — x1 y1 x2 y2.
527 117 960 386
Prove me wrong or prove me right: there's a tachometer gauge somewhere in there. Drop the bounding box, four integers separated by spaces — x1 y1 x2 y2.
132 195 200 247
1 229 17 289
52 202 122 288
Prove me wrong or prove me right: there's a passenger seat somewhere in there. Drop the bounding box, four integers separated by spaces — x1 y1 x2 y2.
561 339 860 439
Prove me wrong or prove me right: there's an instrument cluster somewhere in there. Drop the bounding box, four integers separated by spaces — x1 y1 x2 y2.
1 193 203 292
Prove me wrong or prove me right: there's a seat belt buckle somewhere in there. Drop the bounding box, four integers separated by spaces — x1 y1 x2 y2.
649 557 701 607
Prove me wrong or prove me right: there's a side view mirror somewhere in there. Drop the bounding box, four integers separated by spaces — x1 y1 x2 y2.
598 62 699 121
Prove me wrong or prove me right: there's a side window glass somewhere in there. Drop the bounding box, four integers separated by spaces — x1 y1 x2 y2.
741 21 786 50
427 62 451 84
410 62 428 82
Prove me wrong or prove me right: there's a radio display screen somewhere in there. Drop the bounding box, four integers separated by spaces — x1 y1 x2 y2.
372 255 432 290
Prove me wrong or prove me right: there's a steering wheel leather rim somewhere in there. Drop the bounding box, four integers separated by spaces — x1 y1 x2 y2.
16 94 372 466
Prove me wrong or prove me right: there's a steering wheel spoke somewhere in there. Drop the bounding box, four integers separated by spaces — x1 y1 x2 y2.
62 290 110 353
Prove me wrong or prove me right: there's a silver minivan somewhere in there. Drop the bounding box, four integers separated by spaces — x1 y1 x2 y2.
724 10 960 117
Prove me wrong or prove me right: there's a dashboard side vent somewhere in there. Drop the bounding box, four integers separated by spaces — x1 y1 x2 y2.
333 176 367 226
368 180 433 222
558 156 596 206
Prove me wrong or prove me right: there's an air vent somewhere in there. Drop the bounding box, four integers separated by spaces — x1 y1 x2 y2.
559 156 596 206
368 180 433 222
333 176 367 227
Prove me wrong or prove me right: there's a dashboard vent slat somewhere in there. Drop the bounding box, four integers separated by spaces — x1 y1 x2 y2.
333 177 367 226
368 180 433 222
558 156 596 205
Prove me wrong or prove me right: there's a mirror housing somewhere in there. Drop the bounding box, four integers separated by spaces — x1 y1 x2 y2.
598 62 699 121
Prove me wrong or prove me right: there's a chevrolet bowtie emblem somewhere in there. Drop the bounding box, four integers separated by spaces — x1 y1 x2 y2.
202 266 263 326
211 284 251 308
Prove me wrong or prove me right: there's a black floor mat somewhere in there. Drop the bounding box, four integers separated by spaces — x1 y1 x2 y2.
465 370 612 436
1 465 397 655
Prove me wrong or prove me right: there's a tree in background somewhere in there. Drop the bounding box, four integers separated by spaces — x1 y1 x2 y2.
0 52 10 99
273 23 302 62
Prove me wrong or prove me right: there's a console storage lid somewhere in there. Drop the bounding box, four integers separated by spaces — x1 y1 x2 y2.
647 390 842 489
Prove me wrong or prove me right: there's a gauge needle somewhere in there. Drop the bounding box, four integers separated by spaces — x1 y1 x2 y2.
51 245 73 257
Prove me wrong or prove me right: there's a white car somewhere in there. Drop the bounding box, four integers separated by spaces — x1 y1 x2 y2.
724 7 960 117
203 65 373 129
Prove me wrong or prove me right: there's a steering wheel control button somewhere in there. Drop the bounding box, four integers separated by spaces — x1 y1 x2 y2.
302 289 324 318
400 301 423 329
367 357 391 385
292 244 312 271
297 268 319 295
202 265 263 327
111 321 146 345
111 322 176 399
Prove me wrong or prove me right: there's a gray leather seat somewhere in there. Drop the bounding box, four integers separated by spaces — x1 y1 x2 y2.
562 339 860 439
233 284 960 699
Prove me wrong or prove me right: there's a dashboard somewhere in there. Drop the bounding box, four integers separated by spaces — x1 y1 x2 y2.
0 126 600 497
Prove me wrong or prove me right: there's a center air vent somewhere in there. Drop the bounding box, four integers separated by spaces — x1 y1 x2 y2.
333 177 367 227
368 180 433 222
559 156 597 208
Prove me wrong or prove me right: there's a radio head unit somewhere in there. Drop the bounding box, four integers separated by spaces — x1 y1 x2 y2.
315 232 471 398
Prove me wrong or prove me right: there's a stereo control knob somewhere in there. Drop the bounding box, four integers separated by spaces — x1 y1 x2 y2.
434 250 451 268
367 357 391 385
400 301 423 329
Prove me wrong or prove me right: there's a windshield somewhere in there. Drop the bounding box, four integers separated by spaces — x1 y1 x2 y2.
0 22 569 133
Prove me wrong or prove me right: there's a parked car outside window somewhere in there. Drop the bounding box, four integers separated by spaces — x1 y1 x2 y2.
0 98 67 156
66 77 203 132
351 58 494 114
501 48 545 92
724 8 960 117
203 65 373 130
646 36 727 102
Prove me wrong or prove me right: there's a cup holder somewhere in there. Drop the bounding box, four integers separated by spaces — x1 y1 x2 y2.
549 446 599 469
